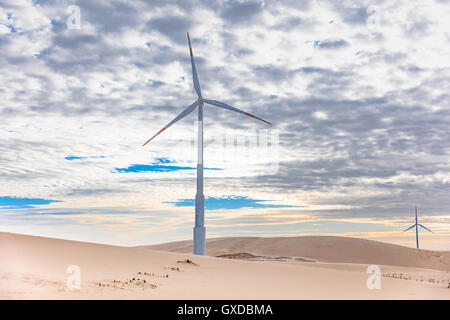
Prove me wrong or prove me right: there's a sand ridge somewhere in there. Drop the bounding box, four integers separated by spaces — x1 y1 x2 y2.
143 236 450 272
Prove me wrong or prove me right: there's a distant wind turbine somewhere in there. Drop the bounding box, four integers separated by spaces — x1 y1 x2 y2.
142 33 271 255
402 206 433 249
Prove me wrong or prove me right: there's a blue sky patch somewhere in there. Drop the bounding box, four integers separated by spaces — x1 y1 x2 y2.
0 196 61 209
116 158 221 173
155 158 175 164
65 156 105 160
166 195 301 210
117 164 196 173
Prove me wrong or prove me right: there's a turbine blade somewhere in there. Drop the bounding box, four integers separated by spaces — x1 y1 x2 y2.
142 101 198 146
187 32 201 98
418 224 433 233
402 224 416 233
203 99 271 125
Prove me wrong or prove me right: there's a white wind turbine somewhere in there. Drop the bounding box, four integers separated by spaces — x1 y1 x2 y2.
142 33 271 255
402 206 433 249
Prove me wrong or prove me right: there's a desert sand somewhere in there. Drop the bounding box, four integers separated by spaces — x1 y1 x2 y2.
1 232 450 299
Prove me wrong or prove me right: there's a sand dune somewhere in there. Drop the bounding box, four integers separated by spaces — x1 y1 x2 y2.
1 232 450 299
144 236 450 272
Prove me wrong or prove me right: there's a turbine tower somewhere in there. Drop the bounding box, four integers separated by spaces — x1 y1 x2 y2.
402 206 433 249
142 33 271 255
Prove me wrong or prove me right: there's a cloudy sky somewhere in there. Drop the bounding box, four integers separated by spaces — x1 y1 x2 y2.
1 0 450 249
